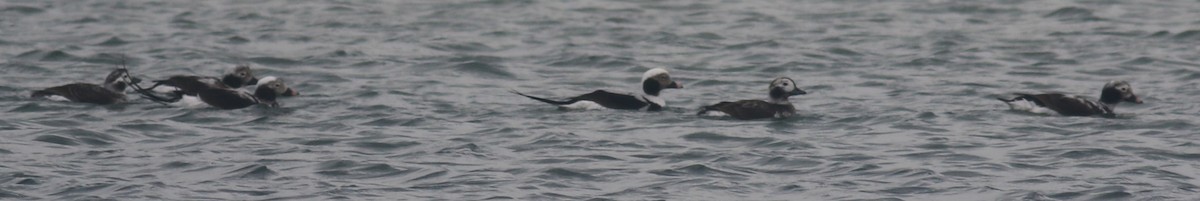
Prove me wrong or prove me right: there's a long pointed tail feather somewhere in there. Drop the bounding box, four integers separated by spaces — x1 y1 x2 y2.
123 70 183 105
508 89 576 105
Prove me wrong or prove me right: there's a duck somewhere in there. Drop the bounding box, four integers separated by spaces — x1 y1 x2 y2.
997 80 1143 117
510 68 682 111
195 79 295 110
31 69 138 105
697 77 808 120
144 64 259 95
139 76 299 109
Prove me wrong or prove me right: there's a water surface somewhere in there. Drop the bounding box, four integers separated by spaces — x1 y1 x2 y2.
1 0 1199 200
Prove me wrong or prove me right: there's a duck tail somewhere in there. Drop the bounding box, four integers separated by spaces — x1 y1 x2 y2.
509 89 576 105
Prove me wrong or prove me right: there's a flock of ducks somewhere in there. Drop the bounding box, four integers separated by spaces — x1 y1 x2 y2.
507 68 1143 119
32 65 299 110
32 66 1143 120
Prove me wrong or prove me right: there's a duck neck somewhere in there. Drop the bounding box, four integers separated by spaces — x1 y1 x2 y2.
223 75 244 88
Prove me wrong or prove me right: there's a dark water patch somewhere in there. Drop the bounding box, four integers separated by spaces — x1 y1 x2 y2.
425 42 498 53
941 170 990 178
35 119 85 127
0 5 44 14
225 164 277 180
876 186 937 195
829 154 878 162
360 117 425 127
408 169 448 182
1098 119 1194 131
661 150 720 163
649 164 746 179
824 47 863 57
543 54 635 68
1076 68 1129 76
296 138 339 146
1006 126 1081 136
916 141 984 150
897 57 949 67
900 151 989 162
845 198 904 201
94 36 131 46
724 40 779 50
8 102 60 114
1047 186 1129 201
0 62 54 74
1044 7 1101 22
220 36 250 44
538 168 600 181
680 132 767 144
49 182 115 196
118 123 191 139
35 128 119 146
218 189 276 196
321 49 366 58
170 12 200 29
248 57 300 66
1122 57 1155 65
878 168 935 178
1118 166 1192 180
1173 30 1200 41
436 143 488 157
316 161 411 179
1052 148 1122 159
1008 162 1054 170
16 49 81 62
412 55 514 78
348 140 421 152
890 123 950 133
160 161 192 169
1088 191 1132 200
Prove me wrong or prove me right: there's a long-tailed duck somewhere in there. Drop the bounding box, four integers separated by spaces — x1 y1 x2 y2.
196 79 295 110
997 81 1143 117
510 68 682 111
140 76 299 109
144 64 260 95
697 77 808 120
31 69 138 105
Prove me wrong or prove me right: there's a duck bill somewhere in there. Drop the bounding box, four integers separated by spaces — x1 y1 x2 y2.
666 81 683 89
1127 95 1143 104
791 88 808 96
283 88 299 97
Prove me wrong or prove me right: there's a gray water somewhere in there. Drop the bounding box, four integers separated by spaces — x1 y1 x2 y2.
2 0 1199 200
